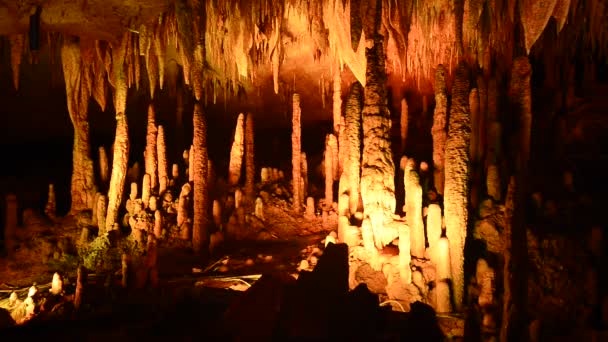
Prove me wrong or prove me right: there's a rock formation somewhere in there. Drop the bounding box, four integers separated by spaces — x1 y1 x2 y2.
192 103 209 254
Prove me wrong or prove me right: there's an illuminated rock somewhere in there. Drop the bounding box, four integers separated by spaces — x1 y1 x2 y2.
404 165 424 258
432 64 448 196
228 113 245 187
157 125 168 193
99 146 110 186
486 164 501 201
177 183 191 228
426 204 442 262
435 236 452 313
324 135 335 209
255 197 265 220
301 152 308 200
50 272 63 295
344 82 363 215
145 105 158 190
400 97 408 152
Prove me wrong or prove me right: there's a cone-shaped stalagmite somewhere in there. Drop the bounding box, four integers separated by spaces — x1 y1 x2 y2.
444 62 471 311
62 37 95 214
157 125 168 193
145 105 158 190
192 104 209 254
344 82 363 215
244 113 255 203
142 174 151 208
228 113 245 187
432 65 448 195
405 167 425 258
360 30 396 249
292 93 302 212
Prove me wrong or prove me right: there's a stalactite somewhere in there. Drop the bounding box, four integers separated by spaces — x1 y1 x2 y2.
9 34 24 90
147 49 159 99
245 113 255 203
469 88 480 163
444 62 471 311
145 105 158 190
400 97 408 152
360 32 396 250
157 125 168 193
325 136 334 209
192 103 209 254
292 93 302 212
62 36 95 214
344 82 363 215
520 0 560 53
228 113 245 187
154 20 166 90
405 168 425 258
105 110 129 232
99 146 109 187
432 64 448 195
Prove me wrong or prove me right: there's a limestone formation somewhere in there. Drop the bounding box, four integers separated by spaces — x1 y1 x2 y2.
145 105 158 189
234 189 243 209
327 133 339 181
325 136 335 209
192 104 209 254
476 258 495 307
50 272 63 295
398 224 412 283
74 266 85 310
444 62 471 311
188 145 194 183
435 236 452 313
142 173 151 208
172 163 179 180
213 200 222 226
426 204 442 259
486 164 501 201
360 34 396 250
157 125 168 192
177 183 191 228
99 146 110 186
400 97 409 151
305 197 315 217
96 194 107 234
45 184 57 221
405 167 425 258
333 68 342 137
154 210 162 238
254 197 264 220
301 152 308 200
245 113 255 202
228 113 245 187
292 93 302 212
105 111 130 232
432 64 448 195
261 168 270 183
149 196 158 212
344 82 363 215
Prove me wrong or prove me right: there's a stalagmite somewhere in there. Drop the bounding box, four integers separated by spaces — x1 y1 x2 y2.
188 146 194 183
145 105 158 190
228 113 245 187
432 65 448 195
405 168 425 258
400 97 409 151
436 236 452 313
212 200 222 226
62 36 96 214
172 164 179 180
426 204 442 258
344 82 363 215
444 62 471 311
45 184 57 221
50 273 63 295
469 88 480 163
305 197 315 217
327 134 339 181
398 224 412 283
292 93 302 212
487 164 502 201
154 210 162 239
149 196 158 212
9 34 24 90
96 194 107 235
261 168 270 184
255 197 265 220
325 136 334 209
234 189 243 209
333 68 342 136
74 266 85 311
157 125 168 193
177 183 191 228
142 173 151 208
105 111 129 232
477 259 495 307
244 113 255 202
99 146 109 186
301 153 308 200
192 103 209 254
360 30 396 250
4 194 17 256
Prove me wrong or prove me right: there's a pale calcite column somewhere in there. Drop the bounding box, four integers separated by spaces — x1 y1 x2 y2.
192 103 209 254
436 236 452 313
292 93 302 212
145 105 158 190
444 62 471 311
432 64 448 195
228 113 245 187
62 36 95 214
344 82 363 215
157 125 168 194
360 34 396 250
244 113 255 203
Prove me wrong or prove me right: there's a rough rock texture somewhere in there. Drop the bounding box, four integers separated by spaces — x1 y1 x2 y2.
292 93 302 212
105 111 129 232
192 103 209 254
432 64 448 195
62 36 95 214
399 224 412 283
228 113 245 187
157 125 168 194
360 34 396 250
300 152 308 200
244 113 255 203
145 105 158 190
405 168 424 258
443 62 471 311
344 82 363 215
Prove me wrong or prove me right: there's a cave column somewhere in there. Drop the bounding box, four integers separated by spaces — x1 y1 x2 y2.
292 93 302 212
192 103 209 254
